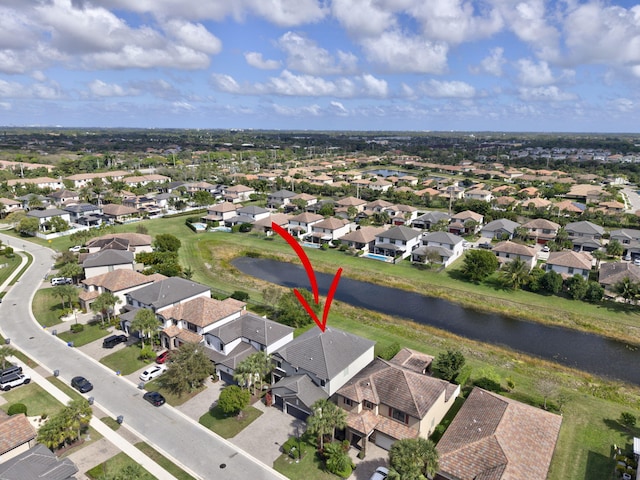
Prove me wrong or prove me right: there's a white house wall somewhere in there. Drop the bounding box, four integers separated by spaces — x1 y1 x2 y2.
326 345 374 396
266 333 294 354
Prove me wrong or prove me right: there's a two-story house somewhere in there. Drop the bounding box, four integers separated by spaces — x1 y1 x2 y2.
449 210 483 235
411 231 464 267
267 190 297 209
336 196 367 214
335 353 459 451
82 250 136 278
85 233 153 254
545 250 593 279
373 226 422 260
521 218 560 244
224 184 255 203
79 269 162 312
203 202 238 224
271 328 375 421
412 211 451 231
480 219 521 240
288 212 324 238
340 226 386 253
609 228 640 259
26 208 71 232
124 277 211 317
492 241 538 270
310 217 351 243
64 203 104 226
564 220 604 252
226 205 271 226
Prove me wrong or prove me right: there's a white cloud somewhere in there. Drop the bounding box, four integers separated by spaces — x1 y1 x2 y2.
244 52 281 70
171 101 195 112
163 19 222 55
211 73 242 93
0 102 11 110
360 74 388 98
471 47 506 76
609 98 635 113
88 79 133 97
360 31 449 74
329 101 349 116
256 70 355 97
0 79 61 99
272 103 323 117
277 32 357 75
516 59 555 86
518 85 577 102
420 79 476 98
331 0 396 37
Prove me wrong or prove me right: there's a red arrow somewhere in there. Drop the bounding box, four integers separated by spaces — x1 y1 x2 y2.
272 222 343 332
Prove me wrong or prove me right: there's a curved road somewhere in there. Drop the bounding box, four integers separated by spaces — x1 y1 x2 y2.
0 234 284 480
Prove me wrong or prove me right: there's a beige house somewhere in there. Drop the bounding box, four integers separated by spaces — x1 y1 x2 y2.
545 250 593 279
336 352 459 451
310 217 352 243
82 250 136 278
521 218 560 244
492 241 538 269
0 413 36 462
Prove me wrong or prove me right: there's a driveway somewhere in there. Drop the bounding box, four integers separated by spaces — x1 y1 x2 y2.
348 442 388 480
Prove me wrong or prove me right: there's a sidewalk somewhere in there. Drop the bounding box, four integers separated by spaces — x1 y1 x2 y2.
16 360 180 480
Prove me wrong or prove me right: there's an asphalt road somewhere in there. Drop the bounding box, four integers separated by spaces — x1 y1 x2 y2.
0 234 285 480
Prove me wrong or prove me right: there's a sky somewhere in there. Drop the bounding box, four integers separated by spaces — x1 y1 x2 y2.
2 0 640 132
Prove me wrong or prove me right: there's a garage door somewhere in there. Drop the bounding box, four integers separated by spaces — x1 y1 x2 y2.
219 371 234 385
286 403 310 421
374 432 396 451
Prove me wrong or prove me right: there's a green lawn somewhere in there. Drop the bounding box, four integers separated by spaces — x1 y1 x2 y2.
58 322 112 347
273 438 335 480
0 253 23 286
32 288 66 327
143 379 205 407
100 344 150 375
47 375 85 402
199 405 263 439
86 452 156 480
100 416 121 431
0 382 64 417
135 442 198 480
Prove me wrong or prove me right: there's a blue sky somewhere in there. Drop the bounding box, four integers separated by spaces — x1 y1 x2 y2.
2 0 640 132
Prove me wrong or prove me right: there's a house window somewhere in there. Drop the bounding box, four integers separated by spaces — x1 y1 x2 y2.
389 407 409 424
320 380 326 387
363 400 374 410
568 267 574 274
187 322 197 332
343 397 353 407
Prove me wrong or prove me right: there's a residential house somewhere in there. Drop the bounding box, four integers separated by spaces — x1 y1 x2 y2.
340 226 386 253
64 203 104 226
225 205 270 226
85 233 152 254
436 387 562 480
610 228 640 258
79 269 162 312
124 277 211 318
47 189 80 206
412 211 451 231
82 249 136 278
123 174 170 187
412 231 464 267
252 213 291 235
353 177 392 193
202 202 238 223
480 219 520 240
464 188 493 202
7 176 63 191
0 443 78 480
598 262 640 297
224 184 255 203
522 197 552 211
288 212 324 238
0 198 22 215
449 210 483 235
554 199 585 215
65 171 128 189
26 208 71 232
521 218 560 244
271 327 375 420
492 241 538 269
385 204 418 226
267 190 297 209
288 193 318 211
565 220 604 252
336 196 367 213
373 225 422 260
310 217 351 243
102 203 139 223
16 194 50 211
545 250 593 279
0 413 36 462
336 355 459 451
184 181 217 195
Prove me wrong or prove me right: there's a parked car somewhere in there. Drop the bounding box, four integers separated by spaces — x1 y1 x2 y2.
0 372 30 391
50 277 73 286
71 376 93 393
0 364 23 377
541 245 550 253
143 391 166 407
102 334 128 349
68 245 82 253
139 364 167 382
634 258 640 266
369 467 389 480
155 350 171 364
478 242 493 250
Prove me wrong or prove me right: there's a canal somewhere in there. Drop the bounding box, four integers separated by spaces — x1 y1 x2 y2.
233 257 640 385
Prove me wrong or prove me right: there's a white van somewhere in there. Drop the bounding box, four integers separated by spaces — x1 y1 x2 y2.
51 277 72 286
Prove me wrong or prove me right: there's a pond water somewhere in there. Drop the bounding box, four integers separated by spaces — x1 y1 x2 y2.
233 257 640 385
365 169 408 178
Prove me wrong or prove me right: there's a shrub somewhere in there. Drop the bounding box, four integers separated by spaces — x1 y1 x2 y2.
282 437 297 455
375 341 401 360
7 403 27 416
473 376 502 393
338 244 348 251
139 345 155 361
230 290 250 301
70 323 84 333
455 365 473 386
320 243 329 250
620 411 637 428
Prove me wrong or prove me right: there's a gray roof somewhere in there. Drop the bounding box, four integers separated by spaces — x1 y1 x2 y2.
610 229 640 241
127 277 210 310
26 208 67 218
207 341 257 370
376 225 421 242
414 211 450 223
270 374 328 410
207 312 293 346
413 245 454 258
481 218 520 234
565 220 604 236
63 203 101 214
269 189 296 199
422 231 464 246
0 443 78 480
82 249 134 268
274 327 374 381
237 205 269 215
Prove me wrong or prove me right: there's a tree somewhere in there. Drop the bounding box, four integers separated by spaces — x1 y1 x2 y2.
541 270 563 294
153 234 181 253
234 352 273 395
527 266 546 292
323 441 353 477
537 377 557 410
461 249 499 282
388 437 439 480
499 257 530 290
91 292 120 326
64 398 92 444
158 343 214 396
591 249 606 269
613 276 639 304
306 399 347 450
584 281 604 303
432 349 466 382
565 274 588 300
0 346 17 369
619 412 637 429
130 308 159 347
193 190 213 207
16 216 39 236
58 262 83 283
275 289 318 327
606 239 624 257
262 286 282 312
49 216 70 232
218 385 251 415
318 203 335 217
55 284 77 310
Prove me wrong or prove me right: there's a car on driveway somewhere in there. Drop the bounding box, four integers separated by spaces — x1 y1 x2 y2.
139 364 167 382
69 245 83 253
102 334 128 349
0 372 30 391
478 242 493 250
71 376 93 393
541 245 550 252
369 467 389 480
155 350 171 364
143 391 166 407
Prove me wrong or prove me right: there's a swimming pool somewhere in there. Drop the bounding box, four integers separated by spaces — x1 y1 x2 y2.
191 222 208 231
303 242 321 249
361 252 393 262
210 226 232 233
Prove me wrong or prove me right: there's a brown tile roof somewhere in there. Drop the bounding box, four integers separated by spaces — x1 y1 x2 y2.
0 414 36 455
522 218 560 230
340 226 386 244
375 416 420 441
313 217 349 230
346 409 379 436
437 388 562 480
493 241 537 257
337 196 367 207
82 269 156 292
160 297 245 328
177 329 203 344
289 212 324 223
388 348 433 374
78 290 100 302
88 232 152 247
102 203 139 216
547 250 592 270
208 202 237 213
598 262 640 286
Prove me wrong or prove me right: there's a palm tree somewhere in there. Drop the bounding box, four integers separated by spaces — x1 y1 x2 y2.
388 437 439 480
0 346 17 369
500 257 530 290
613 276 639 304
307 399 347 449
130 308 159 347
591 250 606 270
64 399 92 443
